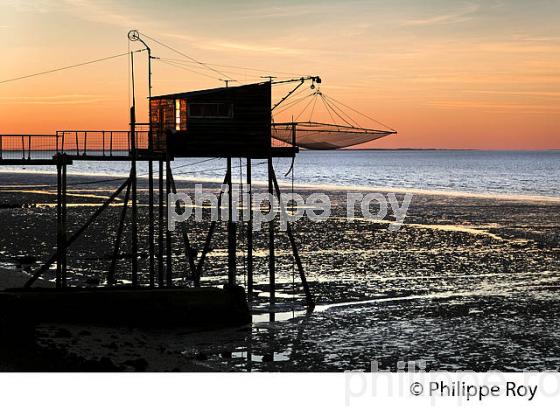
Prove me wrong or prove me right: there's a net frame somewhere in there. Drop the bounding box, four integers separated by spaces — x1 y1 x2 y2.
271 121 396 150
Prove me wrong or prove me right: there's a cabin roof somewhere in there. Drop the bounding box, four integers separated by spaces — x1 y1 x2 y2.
150 82 268 100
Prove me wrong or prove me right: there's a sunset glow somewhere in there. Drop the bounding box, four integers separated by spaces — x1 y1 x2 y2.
1 0 559 149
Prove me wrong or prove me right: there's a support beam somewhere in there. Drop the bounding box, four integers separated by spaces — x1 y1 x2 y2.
148 160 155 287
165 159 173 287
227 157 237 286
270 166 315 308
55 161 62 288
24 177 130 288
168 168 197 281
246 158 253 305
61 162 67 287
130 106 138 287
194 170 230 286
158 159 164 287
267 157 276 306
108 178 132 285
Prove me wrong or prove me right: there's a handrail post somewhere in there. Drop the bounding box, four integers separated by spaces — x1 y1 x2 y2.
0 135 3 160
75 131 79 156
110 131 113 156
102 131 105 156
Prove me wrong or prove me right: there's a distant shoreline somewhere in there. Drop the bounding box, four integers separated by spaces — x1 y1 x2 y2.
340 148 560 152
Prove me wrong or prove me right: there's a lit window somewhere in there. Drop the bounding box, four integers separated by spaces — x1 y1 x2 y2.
175 99 181 130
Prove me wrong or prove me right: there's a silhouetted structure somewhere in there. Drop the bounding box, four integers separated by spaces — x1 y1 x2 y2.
0 29 403 330
150 82 293 157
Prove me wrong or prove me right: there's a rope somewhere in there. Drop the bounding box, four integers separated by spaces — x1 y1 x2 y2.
294 94 318 122
324 94 396 132
158 58 293 84
0 50 144 85
139 32 235 81
152 57 306 78
321 94 361 127
3 157 223 189
157 59 223 81
308 93 319 122
320 93 338 125
273 90 317 116
173 160 266 176
320 94 358 128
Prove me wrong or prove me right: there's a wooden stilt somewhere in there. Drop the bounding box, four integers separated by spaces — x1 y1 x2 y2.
158 159 164 287
227 157 237 286
25 178 130 288
246 158 253 305
61 161 67 288
267 157 275 306
108 178 132 285
194 170 230 286
148 160 155 287
166 159 173 287
270 166 315 308
55 159 62 289
130 107 138 287
168 168 197 281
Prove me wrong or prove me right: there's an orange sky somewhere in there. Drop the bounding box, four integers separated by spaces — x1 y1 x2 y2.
0 0 559 149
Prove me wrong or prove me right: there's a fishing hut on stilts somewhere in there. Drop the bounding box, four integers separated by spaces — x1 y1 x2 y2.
0 30 396 329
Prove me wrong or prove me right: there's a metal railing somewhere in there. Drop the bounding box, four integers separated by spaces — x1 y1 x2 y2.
0 130 150 161
271 122 297 148
1 123 296 161
0 134 59 160
56 130 149 156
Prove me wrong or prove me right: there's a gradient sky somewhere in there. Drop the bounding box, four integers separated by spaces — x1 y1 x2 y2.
1 0 559 149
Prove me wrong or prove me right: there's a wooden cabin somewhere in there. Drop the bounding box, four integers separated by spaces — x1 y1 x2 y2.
149 82 293 158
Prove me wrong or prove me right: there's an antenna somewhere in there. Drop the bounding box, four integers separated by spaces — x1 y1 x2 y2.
220 79 238 88
128 29 153 146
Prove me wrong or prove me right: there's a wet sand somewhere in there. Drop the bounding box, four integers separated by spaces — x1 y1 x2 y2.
0 172 559 371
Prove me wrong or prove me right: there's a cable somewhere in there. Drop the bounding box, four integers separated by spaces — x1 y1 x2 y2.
308 93 318 122
320 94 358 128
1 157 222 189
323 94 396 132
273 91 317 116
139 32 235 81
173 160 267 176
157 60 223 81
154 57 306 78
294 94 317 122
272 87 312 112
158 58 269 84
319 94 338 125
0 50 144 85
322 94 361 127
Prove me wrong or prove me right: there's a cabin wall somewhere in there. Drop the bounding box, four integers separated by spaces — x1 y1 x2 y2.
149 83 271 156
